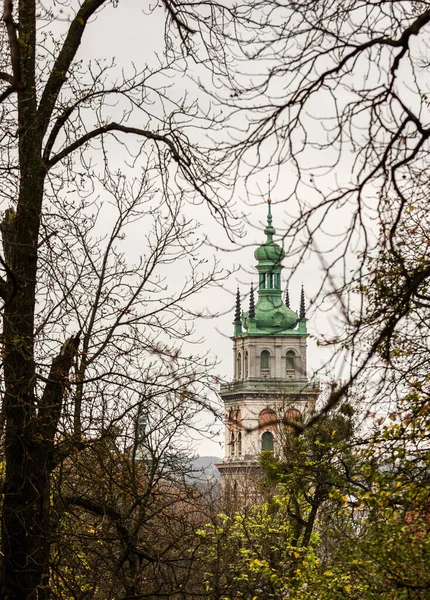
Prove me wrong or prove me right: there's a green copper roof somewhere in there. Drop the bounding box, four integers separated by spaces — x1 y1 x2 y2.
254 202 285 264
235 200 307 338
244 297 299 334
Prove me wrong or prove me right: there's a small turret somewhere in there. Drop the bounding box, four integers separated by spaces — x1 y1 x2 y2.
297 284 307 334
300 284 306 319
234 287 242 336
249 284 255 320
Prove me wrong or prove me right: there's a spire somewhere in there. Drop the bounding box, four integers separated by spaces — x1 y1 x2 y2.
267 174 272 221
285 287 290 308
265 174 275 242
252 185 296 332
234 287 242 336
234 287 241 323
249 284 255 319
300 284 306 319
255 176 281 263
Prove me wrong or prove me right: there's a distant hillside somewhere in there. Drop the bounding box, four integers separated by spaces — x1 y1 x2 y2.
189 455 221 481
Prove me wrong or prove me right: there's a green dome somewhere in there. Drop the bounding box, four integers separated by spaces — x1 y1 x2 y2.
254 298 298 331
242 299 299 334
254 217 285 264
254 240 285 263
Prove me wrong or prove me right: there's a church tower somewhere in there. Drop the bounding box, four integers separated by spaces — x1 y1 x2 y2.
217 198 319 494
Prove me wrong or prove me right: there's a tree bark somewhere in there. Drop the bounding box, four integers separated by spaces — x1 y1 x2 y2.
0 2 51 595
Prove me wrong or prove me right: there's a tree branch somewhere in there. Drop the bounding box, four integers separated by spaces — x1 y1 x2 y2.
161 0 196 35
0 254 17 309
38 333 81 443
2 0 23 96
0 71 13 84
0 209 18 308
0 275 8 300
46 122 188 169
42 105 76 163
62 495 156 564
37 0 108 136
391 8 430 74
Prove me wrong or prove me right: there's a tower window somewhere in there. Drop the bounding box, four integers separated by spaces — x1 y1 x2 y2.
284 408 303 433
260 350 270 371
244 351 249 379
258 408 278 433
237 352 242 379
286 350 295 370
229 431 235 457
261 430 274 452
237 431 242 456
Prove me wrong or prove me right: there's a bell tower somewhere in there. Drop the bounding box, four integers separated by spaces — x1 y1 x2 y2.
217 196 319 494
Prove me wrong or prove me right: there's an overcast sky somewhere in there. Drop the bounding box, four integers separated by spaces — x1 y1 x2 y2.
41 1 379 457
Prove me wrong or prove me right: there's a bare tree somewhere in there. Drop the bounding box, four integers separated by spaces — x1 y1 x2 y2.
0 2 234 598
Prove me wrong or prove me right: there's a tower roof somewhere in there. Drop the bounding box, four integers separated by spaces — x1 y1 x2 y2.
254 201 285 264
236 196 305 337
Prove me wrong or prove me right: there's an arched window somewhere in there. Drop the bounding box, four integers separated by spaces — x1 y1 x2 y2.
286 350 295 370
284 408 303 433
244 351 249 379
229 430 235 456
237 431 242 456
258 408 278 434
261 430 274 452
260 350 270 376
237 352 242 379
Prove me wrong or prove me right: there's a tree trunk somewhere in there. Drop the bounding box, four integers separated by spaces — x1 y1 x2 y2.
302 491 324 549
1 1 50 586
0 162 50 599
